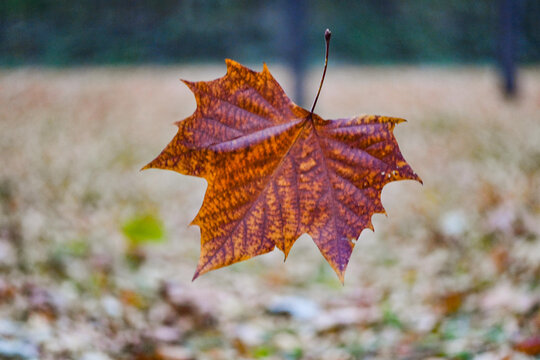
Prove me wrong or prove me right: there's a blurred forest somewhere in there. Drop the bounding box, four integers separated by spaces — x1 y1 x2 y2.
1 0 540 66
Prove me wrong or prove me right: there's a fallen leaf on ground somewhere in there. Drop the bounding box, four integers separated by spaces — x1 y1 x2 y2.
514 335 540 356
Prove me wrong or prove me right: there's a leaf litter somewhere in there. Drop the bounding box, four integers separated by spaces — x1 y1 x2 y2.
0 65 539 359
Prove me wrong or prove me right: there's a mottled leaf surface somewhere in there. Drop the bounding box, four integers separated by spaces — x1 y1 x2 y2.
144 60 421 282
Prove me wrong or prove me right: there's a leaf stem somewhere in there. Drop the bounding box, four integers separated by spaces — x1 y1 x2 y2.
310 28 331 115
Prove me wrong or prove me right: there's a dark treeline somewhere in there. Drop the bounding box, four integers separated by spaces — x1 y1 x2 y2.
1 0 539 66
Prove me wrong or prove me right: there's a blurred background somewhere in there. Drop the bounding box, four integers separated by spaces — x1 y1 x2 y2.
0 1 539 360
2 0 540 101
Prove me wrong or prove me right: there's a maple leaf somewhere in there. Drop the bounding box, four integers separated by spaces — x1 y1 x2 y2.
144 30 421 282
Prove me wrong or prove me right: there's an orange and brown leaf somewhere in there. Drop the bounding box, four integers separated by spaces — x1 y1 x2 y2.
514 336 540 356
144 60 421 282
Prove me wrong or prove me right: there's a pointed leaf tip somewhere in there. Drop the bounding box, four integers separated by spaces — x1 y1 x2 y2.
141 162 155 171
225 58 241 73
336 269 345 284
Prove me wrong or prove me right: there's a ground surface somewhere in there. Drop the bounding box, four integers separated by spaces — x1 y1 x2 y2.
0 65 539 360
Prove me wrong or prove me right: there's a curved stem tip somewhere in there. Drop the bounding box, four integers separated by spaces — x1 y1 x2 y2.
310 28 331 115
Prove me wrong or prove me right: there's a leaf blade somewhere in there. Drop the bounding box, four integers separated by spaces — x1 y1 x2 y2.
144 60 421 282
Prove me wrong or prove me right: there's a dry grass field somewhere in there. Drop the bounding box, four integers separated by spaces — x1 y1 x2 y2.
0 64 539 360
